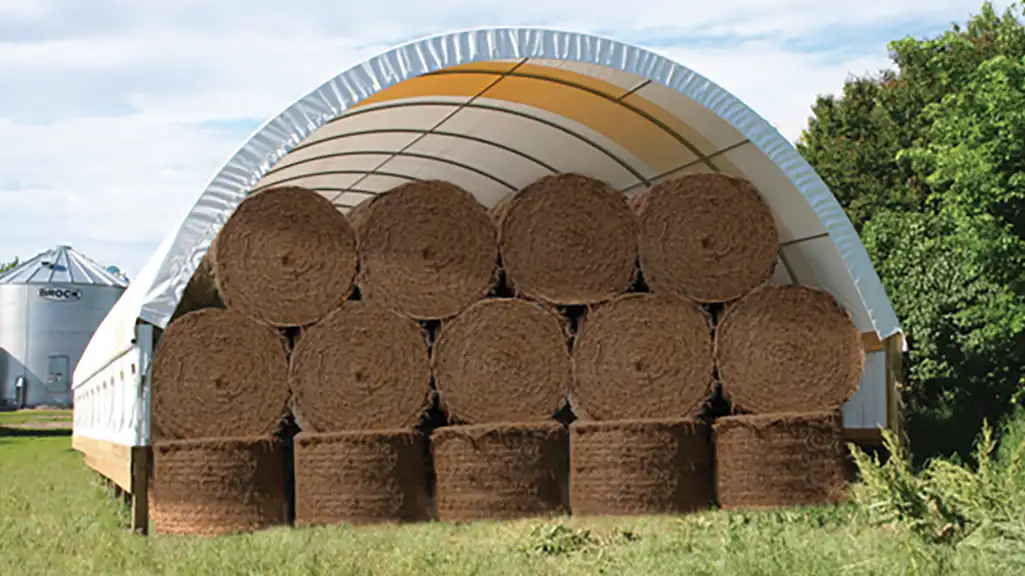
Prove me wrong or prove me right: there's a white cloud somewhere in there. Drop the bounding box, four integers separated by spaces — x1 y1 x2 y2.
0 0 1013 279
0 0 49 18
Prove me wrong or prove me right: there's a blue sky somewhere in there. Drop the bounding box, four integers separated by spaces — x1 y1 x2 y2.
0 0 1013 280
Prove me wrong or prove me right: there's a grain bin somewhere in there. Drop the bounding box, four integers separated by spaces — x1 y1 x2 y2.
0 246 127 408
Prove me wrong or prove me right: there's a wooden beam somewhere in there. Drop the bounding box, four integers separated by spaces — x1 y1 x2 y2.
73 435 133 492
844 427 884 445
862 331 884 353
73 435 151 535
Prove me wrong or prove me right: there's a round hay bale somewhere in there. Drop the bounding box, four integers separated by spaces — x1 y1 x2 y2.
213 185 358 327
151 436 287 536
632 173 779 302
432 298 571 424
715 283 864 413
170 247 223 321
572 293 714 421
713 411 849 509
353 181 498 320
294 430 430 526
494 173 639 305
431 421 569 522
570 418 714 516
151 308 290 441
290 300 431 433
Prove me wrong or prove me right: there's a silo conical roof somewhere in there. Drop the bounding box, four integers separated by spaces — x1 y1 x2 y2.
0 245 128 287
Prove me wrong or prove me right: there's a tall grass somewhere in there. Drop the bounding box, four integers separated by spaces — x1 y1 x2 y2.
850 414 1025 572
997 407 1025 474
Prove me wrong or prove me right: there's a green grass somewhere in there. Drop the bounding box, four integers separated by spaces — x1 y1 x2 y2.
0 409 72 427
0 428 1019 576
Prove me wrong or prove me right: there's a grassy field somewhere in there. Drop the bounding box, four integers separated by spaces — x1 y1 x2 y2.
0 409 72 427
0 419 1021 575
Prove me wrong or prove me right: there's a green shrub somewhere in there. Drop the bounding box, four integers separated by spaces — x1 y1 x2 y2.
850 424 1025 570
997 406 1025 471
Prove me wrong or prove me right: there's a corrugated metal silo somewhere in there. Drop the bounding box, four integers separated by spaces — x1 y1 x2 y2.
0 246 128 408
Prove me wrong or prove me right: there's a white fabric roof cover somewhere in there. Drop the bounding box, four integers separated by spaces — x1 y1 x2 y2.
0 245 128 287
75 27 903 384
75 233 173 385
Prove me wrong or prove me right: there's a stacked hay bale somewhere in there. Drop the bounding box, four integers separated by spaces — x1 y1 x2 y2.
564 174 748 517
289 301 433 527
429 173 639 521
492 173 639 304
631 173 779 303
431 298 573 521
150 185 360 535
290 180 497 527
713 283 863 509
569 292 717 516
147 169 869 535
631 173 862 510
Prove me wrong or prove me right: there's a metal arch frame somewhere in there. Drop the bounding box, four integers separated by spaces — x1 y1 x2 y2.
419 67 719 173
311 190 385 209
251 150 520 194
262 77 746 201
137 26 902 342
317 99 649 183
618 139 751 194
267 138 752 208
278 127 561 175
333 58 533 194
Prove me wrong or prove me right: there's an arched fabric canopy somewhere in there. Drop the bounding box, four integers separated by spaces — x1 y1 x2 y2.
76 27 903 387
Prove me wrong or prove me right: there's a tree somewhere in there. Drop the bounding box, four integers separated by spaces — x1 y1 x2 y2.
862 208 1025 458
902 54 1025 238
798 2 1025 461
0 258 17 274
797 74 928 230
892 51 1025 457
798 2 1025 230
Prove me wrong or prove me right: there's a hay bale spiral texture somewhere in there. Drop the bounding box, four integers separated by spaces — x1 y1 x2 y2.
352 180 499 320
432 298 571 424
632 173 779 302
715 283 864 413
151 436 287 536
290 300 431 433
572 293 714 421
570 418 714 516
213 185 358 327
432 421 570 522
294 430 430 526
494 173 639 305
713 411 849 509
151 308 290 441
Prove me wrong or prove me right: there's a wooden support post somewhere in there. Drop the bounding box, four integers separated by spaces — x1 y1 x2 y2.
130 446 150 535
884 335 906 450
